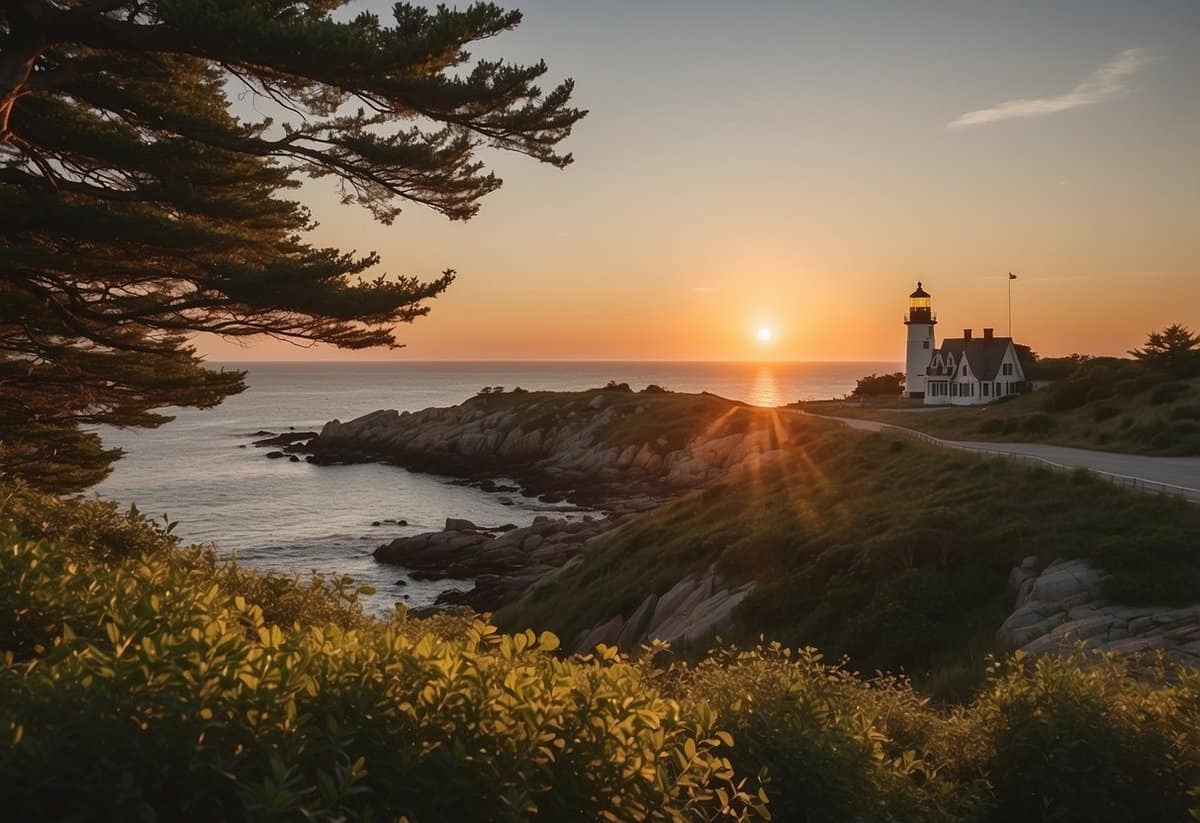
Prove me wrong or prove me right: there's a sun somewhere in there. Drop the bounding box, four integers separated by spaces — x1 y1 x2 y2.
756 326 774 343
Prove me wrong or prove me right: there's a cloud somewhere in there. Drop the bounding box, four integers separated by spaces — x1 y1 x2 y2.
949 48 1148 128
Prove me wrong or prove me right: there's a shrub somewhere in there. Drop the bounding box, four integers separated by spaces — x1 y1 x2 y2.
603 380 633 392
1150 382 1190 405
1092 404 1120 422
4 482 1200 821
947 654 1200 822
852 372 905 398
1022 413 1055 434
1169 405 1200 421
641 383 671 394
0 538 764 820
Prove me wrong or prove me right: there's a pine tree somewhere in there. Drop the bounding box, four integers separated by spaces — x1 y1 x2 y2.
0 1 583 491
1129 324 1200 378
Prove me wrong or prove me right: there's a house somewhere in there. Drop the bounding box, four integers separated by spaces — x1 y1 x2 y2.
903 282 1026 405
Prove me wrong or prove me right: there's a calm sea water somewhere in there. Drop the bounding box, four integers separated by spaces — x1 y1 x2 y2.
94 361 894 612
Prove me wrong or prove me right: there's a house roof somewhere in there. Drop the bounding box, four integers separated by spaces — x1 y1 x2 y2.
932 337 1015 381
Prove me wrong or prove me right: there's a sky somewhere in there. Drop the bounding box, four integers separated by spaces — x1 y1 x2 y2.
198 0 1200 363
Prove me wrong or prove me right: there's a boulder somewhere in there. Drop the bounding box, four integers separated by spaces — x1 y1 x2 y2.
445 517 477 532
575 615 624 653
616 594 658 652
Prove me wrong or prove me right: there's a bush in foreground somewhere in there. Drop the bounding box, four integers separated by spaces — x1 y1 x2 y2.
1 482 1198 821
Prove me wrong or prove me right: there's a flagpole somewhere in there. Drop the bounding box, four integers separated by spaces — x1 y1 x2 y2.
1007 272 1014 337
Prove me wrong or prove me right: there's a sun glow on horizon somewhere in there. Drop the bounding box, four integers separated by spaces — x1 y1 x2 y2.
756 326 775 343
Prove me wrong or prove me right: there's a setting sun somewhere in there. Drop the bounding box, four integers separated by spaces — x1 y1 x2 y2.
756 327 775 343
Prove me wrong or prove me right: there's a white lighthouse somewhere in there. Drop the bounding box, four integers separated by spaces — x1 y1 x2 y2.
903 281 936 398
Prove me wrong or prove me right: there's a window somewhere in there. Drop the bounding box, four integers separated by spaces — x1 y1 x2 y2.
983 383 990 396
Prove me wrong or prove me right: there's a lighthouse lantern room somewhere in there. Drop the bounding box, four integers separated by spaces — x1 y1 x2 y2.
903 281 936 398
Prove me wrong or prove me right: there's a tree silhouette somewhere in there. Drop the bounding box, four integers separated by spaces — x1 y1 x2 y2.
0 1 584 490
1130 324 1200 378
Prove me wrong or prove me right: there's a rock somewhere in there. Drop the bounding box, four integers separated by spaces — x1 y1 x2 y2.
253 431 318 448
649 576 700 635
616 594 658 651
265 451 286 459
998 557 1200 666
289 455 300 462
395 579 407 586
445 517 477 532
575 615 624 653
371 521 382 527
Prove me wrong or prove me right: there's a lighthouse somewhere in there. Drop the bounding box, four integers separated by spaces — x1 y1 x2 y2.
903 281 936 398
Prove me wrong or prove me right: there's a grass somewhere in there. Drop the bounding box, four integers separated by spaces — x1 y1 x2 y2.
805 359 1200 456
499 417 1200 693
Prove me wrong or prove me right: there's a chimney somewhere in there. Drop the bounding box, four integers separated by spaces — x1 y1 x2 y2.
963 328 973 340
983 327 994 340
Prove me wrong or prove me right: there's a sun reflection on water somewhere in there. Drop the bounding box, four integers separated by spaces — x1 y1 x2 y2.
748 365 783 408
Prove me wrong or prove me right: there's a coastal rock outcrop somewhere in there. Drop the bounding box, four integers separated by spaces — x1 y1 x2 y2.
570 565 756 655
998 558 1200 664
300 389 801 506
374 513 639 612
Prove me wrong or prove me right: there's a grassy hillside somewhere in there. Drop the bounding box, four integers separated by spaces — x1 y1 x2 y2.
2 481 1199 821
500 419 1200 694
811 359 1200 456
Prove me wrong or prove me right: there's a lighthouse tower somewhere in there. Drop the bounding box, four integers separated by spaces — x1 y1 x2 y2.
903 282 936 398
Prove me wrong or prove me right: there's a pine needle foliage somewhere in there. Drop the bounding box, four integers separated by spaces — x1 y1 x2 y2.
0 1 584 490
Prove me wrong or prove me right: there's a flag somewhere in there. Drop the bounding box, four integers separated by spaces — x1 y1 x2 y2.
1008 272 1017 280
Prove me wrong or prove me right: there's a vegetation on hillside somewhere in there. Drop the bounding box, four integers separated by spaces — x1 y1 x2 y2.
0 0 584 492
501 420 1200 693
2 480 1199 821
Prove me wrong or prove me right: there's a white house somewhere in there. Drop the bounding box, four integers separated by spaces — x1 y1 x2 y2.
902 282 1026 406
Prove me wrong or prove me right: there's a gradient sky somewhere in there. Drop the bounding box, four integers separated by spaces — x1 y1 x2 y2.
198 0 1199 363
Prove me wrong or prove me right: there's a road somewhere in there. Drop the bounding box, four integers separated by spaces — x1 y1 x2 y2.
802 412 1200 503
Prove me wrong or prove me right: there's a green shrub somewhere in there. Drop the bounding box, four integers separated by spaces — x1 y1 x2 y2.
1170 405 1200 421
1151 382 1191 405
1022 413 1055 433
0 538 765 821
3 482 1200 821
946 654 1200 822
1092 404 1120 422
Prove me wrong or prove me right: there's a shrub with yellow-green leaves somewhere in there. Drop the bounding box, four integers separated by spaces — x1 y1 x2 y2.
0 530 766 820
2 480 1199 821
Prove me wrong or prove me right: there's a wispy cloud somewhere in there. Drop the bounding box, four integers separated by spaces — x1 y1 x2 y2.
949 48 1149 128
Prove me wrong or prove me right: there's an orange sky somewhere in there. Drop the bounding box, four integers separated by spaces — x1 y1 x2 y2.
196 1 1199 364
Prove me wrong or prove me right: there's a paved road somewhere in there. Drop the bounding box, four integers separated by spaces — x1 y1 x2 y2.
803 412 1200 503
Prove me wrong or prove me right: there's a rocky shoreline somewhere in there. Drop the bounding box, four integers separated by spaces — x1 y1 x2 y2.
240 388 799 631
289 388 798 508
374 513 638 613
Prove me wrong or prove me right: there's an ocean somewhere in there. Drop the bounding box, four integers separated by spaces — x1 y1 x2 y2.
94 361 895 613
